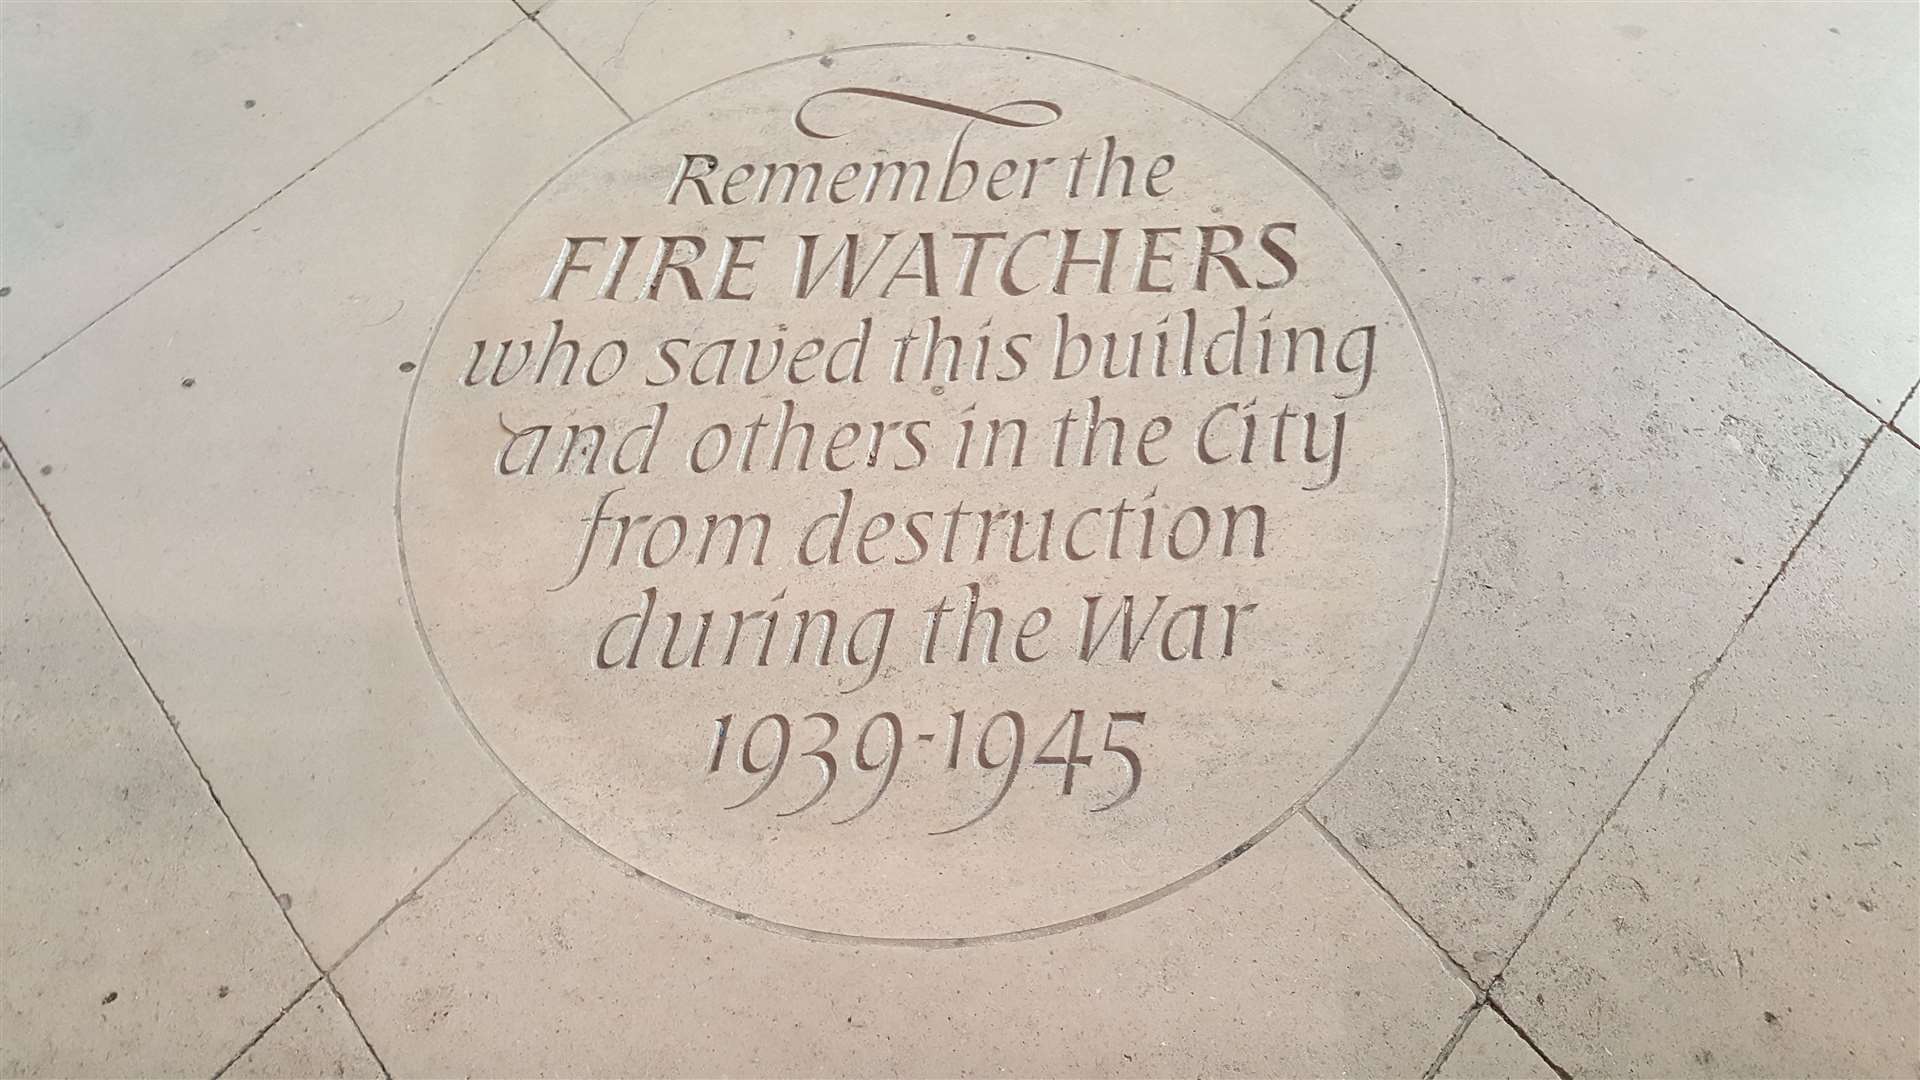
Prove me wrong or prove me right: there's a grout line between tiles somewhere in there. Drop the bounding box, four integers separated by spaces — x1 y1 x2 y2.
1 440 355 1071
1485 994 1573 1079
1419 1000 1484 1079
1232 14 1343 119
1888 379 1920 452
208 973 325 1079
0 19 524 395
322 974 391 1079
533 15 635 123
1489 427 1881 986
1336 19 1900 432
1303 807 1481 992
326 793 520 976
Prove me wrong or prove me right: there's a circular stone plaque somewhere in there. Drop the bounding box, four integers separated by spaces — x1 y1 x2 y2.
400 45 1448 940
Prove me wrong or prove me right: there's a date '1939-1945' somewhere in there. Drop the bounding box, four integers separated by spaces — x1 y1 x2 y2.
705 706 1144 834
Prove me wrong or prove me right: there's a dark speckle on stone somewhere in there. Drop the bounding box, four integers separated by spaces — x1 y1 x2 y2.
1829 26 1840 33
276 892 293 910
966 33 976 41
101 991 118 1005
819 56 833 67
244 98 256 109
181 377 195 389
399 361 417 373
38 464 51 476
1764 1010 1780 1025
218 985 231 999
0 286 11 297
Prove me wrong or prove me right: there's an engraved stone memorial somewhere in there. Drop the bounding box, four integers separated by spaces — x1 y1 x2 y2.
398 45 1449 941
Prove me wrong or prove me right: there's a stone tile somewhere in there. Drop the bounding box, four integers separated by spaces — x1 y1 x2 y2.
0 460 314 1077
1436 1009 1555 1080
1499 435 1919 1078
0 25 623 965
335 799 1470 1077
0 0 522 384
1237 26 1881 982
541 0 1330 118
227 980 382 1080
1350 1 1920 418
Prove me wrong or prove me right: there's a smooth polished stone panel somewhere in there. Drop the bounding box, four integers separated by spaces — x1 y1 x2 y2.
1435 1009 1556 1080
1500 435 1919 1078
540 0 1331 119
1238 26 1879 982
399 43 1447 941
0 0 522 383
1351 1 1920 418
335 799 1471 1076
0 461 313 1077
0 25 623 965
227 981 382 1080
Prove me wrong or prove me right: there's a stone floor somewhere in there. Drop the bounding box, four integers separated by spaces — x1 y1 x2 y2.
1 2 1914 1077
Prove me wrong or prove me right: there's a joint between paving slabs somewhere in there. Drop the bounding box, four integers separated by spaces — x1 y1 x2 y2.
0 441 392 1077
0 19 524 395
533 16 635 123
1232 15 1346 121
1889 380 1920 452
1338 19 1900 432
208 973 323 1080
1487 427 1883 993
1302 807 1482 994
1485 993 1574 1080
1419 1000 1485 1079
324 792 521 978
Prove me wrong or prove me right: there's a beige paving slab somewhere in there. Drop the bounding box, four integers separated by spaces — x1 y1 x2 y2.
1499 434 1919 1079
1349 1 1920 419
227 980 382 1080
0 459 315 1077
541 0 1330 118
0 0 522 384
0 25 624 965
1237 26 1880 983
334 798 1470 1077
1436 1008 1556 1080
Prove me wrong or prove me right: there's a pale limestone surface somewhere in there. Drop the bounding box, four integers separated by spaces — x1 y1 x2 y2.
400 43 1447 941
0 0 521 383
333 799 1471 1077
1436 1008 1555 1080
1350 0 1920 419
1240 24 1880 984
1500 434 1919 1078
0 24 621 965
227 981 382 1080
0 2 1914 1076
0 461 314 1076
541 0 1332 118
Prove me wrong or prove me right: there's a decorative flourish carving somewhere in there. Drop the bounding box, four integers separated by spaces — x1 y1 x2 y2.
794 86 1063 140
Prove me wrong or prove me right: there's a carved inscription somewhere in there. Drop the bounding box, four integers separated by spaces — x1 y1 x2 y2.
400 47 1446 938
